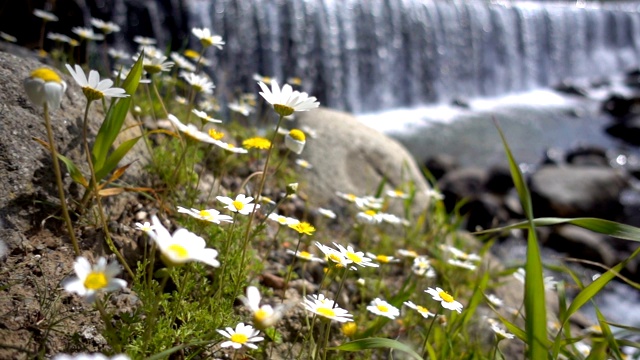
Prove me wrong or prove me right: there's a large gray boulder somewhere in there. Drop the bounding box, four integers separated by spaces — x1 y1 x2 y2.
529 165 628 220
294 108 432 215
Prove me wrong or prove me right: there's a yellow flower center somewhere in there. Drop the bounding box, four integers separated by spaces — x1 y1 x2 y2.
277 217 288 224
83 86 104 101
69 39 80 47
263 76 272 83
394 189 405 196
290 222 315 235
208 129 224 140
346 194 357 201
84 271 108 290
274 104 294 116
341 322 357 337
328 253 342 264
31 68 62 83
226 143 235 149
439 291 454 303
377 255 390 263
317 307 336 318
184 49 199 59
199 210 212 218
230 333 248 344
417 305 429 314
299 251 312 259
289 129 306 141
254 308 269 322
346 252 362 263
365 210 377 216
200 38 213 47
243 137 271 150
376 304 389 313
168 244 188 259
143 64 162 74
232 200 245 211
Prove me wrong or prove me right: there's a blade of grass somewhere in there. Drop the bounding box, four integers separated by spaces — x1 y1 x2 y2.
331 338 423 360
494 121 548 359
474 217 640 242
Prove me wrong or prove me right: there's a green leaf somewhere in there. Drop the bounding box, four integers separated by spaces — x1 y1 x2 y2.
94 136 141 181
331 338 423 360
495 122 548 360
552 246 640 357
474 217 640 242
92 52 144 171
57 154 88 188
596 306 624 360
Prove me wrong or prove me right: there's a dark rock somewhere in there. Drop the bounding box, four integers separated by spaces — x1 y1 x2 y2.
624 68 640 88
606 116 640 146
451 97 470 108
546 226 618 267
553 80 589 97
485 166 514 195
438 167 488 212
601 93 640 119
424 154 458 180
463 193 510 232
565 146 609 167
529 165 628 220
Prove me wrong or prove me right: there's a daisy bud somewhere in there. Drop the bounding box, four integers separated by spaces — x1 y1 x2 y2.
24 68 67 110
285 129 306 154
286 182 298 196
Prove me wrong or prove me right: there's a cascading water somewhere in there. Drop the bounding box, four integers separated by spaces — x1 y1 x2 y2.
187 0 640 114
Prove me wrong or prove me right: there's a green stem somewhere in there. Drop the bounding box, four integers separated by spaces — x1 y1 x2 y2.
281 234 303 302
95 297 121 352
42 102 80 256
421 308 442 358
234 114 286 298
81 101 134 279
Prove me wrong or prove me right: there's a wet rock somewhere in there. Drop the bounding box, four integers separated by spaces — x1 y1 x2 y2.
546 226 618 267
601 93 640 119
438 167 488 212
424 154 459 180
553 80 589 97
529 166 629 220
606 115 640 146
565 146 609 167
295 108 432 216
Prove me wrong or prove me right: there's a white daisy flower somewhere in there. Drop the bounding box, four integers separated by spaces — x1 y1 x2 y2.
445 246 481 262
239 286 284 330
133 36 156 46
91 18 121 34
47 32 71 43
397 249 420 258
258 80 319 117
488 319 515 340
386 189 409 199
228 101 254 116
317 208 336 219
166 114 218 143
425 188 444 201
134 221 155 234
149 215 220 267
366 298 400 319
33 9 58 22
63 257 127 303
0 31 16 43
412 256 436 277
486 294 504 308
315 242 350 268
284 129 306 154
356 210 383 225
268 213 300 226
177 206 233 224
191 109 222 123
295 158 313 169
23 67 67 110
286 249 325 263
404 301 435 319
72 27 104 41
425 287 464 313
513 268 558 291
216 194 259 215
170 52 196 72
336 192 360 203
136 53 174 74
211 140 249 154
253 73 274 85
217 322 263 349
447 259 477 271
65 64 128 101
366 252 400 264
180 71 214 94
191 27 225 49
302 294 353 322
379 213 404 225
334 243 379 268
108 48 130 61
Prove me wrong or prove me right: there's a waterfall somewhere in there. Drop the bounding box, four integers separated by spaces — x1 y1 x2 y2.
186 0 640 113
